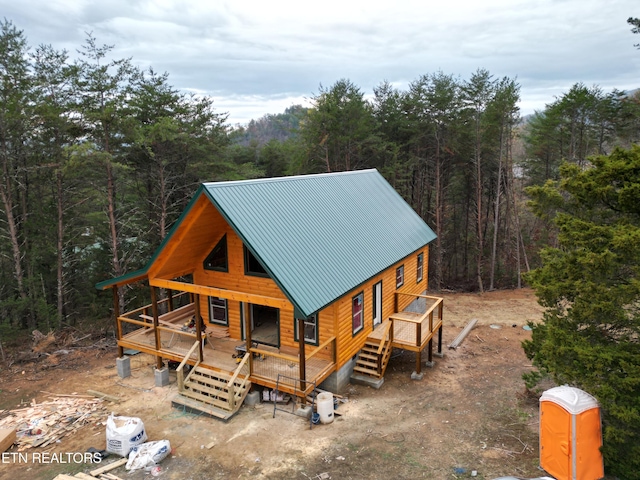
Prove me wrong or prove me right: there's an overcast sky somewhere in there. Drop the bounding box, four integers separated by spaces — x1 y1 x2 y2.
2 0 639 125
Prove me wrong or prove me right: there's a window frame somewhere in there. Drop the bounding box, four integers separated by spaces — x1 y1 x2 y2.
396 265 405 289
203 234 228 272
352 291 364 336
208 296 228 326
372 280 382 327
243 245 270 278
294 313 319 346
416 253 424 283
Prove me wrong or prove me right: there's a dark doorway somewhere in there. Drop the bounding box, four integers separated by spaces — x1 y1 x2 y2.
251 304 280 347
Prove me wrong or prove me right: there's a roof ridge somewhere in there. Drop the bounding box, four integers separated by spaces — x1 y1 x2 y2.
203 168 377 188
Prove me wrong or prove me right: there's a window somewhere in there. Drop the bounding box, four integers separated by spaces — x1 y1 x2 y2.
352 292 364 335
417 253 424 283
203 234 228 272
244 245 269 277
208 297 228 325
396 265 405 288
295 314 318 345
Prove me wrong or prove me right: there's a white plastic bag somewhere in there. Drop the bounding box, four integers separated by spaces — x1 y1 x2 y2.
125 440 171 471
105 414 147 457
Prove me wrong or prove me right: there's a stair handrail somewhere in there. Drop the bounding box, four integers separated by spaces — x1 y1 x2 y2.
227 352 250 411
375 321 392 375
375 321 392 356
176 340 200 392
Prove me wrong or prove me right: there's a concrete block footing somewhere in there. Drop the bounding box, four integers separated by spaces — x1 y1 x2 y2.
350 374 385 389
155 367 169 387
116 356 131 379
433 351 444 358
425 360 436 368
411 371 424 381
245 391 260 406
295 405 312 419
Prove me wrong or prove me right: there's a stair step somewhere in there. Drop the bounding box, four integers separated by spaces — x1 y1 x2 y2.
171 394 238 421
353 366 381 376
194 365 232 380
181 388 235 410
356 358 379 369
188 373 231 390
362 348 380 356
188 370 247 389
358 352 379 361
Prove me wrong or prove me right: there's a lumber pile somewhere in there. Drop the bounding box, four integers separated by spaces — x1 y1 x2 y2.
0 395 107 450
207 327 229 339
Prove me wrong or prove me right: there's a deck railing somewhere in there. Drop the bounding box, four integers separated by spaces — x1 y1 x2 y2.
391 295 444 349
249 336 336 393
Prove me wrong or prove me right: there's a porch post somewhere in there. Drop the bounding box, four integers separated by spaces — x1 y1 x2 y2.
437 300 443 355
298 317 306 400
415 322 422 375
167 289 174 312
244 302 253 374
151 286 163 369
112 286 123 357
195 293 203 362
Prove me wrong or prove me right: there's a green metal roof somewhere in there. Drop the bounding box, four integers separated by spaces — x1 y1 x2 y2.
202 169 436 317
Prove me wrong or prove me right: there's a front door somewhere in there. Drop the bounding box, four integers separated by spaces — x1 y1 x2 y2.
373 281 382 328
250 304 280 347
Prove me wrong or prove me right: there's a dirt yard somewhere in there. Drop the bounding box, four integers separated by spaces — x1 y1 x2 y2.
0 288 548 480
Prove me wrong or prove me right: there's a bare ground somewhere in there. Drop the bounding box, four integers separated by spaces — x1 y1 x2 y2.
0 288 547 480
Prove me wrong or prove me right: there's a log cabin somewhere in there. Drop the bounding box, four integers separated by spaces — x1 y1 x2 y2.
96 169 444 419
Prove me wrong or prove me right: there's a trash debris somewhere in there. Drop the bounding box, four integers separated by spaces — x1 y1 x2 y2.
87 446 111 460
126 439 171 471
106 414 147 457
0 395 107 449
523 325 532 331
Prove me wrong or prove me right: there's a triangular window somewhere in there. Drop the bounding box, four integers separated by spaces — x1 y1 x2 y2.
203 234 228 272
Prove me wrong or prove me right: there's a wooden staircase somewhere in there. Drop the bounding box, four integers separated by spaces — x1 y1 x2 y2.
173 343 251 421
353 320 393 379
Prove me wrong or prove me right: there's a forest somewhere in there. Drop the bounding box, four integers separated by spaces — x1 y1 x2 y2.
1 18 640 339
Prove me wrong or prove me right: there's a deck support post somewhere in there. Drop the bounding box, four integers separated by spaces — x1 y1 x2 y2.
437 301 444 356
415 323 422 375
244 302 253 375
298 317 306 403
167 289 174 312
195 293 203 362
112 286 123 357
151 286 163 370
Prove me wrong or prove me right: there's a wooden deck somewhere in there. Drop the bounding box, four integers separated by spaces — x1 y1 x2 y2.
119 325 334 396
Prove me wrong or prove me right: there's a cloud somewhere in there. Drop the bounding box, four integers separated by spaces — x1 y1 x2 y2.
2 0 638 123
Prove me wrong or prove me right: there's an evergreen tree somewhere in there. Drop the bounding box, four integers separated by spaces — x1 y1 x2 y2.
523 146 640 479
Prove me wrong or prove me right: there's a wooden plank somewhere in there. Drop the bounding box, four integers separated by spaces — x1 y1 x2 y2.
89 458 128 476
87 390 120 403
52 475 79 480
0 428 15 453
150 278 291 310
73 473 97 480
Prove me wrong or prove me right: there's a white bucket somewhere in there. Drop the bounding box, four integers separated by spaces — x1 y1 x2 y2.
316 392 334 424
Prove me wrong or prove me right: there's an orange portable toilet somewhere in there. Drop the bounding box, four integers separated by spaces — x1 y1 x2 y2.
539 386 604 480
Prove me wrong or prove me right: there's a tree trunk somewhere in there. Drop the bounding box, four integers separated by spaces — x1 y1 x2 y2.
489 124 505 290
56 167 65 326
